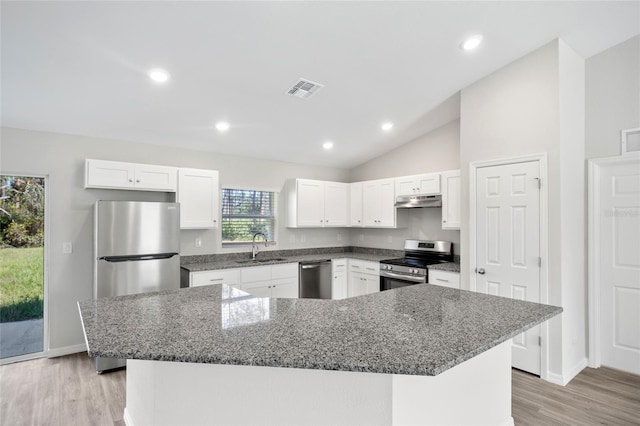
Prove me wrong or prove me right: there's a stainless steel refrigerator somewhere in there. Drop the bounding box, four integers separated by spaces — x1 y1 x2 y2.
93 201 180 372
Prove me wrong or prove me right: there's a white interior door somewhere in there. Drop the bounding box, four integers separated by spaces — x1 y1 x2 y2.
595 157 640 375
476 161 541 375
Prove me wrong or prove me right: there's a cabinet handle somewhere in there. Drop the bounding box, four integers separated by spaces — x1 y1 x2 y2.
214 219 217 223
128 179 133 183
209 278 224 282
443 220 447 223
435 278 449 282
136 180 140 183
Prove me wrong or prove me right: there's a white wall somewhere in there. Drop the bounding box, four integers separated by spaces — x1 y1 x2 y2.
586 35 640 159
0 127 349 353
460 39 587 383
558 40 587 378
347 119 461 253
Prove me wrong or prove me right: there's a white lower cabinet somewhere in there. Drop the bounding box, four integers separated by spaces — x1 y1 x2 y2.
190 269 240 288
240 263 299 298
347 259 380 297
189 263 298 298
331 259 348 300
428 270 460 289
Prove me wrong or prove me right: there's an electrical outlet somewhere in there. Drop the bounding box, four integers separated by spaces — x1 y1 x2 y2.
301 234 306 243
359 234 364 241
62 242 73 254
195 238 202 248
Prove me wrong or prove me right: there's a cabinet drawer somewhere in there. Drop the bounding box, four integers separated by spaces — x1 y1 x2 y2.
241 265 272 283
349 259 379 276
428 270 460 289
191 269 239 287
271 263 298 280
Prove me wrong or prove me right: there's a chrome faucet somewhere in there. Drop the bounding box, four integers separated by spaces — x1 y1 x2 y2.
251 232 269 260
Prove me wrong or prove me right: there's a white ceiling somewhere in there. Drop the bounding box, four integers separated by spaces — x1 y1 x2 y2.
2 1 639 169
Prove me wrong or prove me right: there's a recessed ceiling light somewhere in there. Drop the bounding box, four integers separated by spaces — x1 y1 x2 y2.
381 122 394 131
215 122 230 132
461 35 483 51
148 68 170 83
323 141 334 150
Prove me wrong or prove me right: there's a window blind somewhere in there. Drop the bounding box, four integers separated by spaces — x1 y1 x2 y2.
221 189 276 243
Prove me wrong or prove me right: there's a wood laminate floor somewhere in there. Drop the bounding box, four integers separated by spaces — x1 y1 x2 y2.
1 353 639 425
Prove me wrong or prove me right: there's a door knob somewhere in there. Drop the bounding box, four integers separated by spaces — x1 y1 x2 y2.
477 268 486 275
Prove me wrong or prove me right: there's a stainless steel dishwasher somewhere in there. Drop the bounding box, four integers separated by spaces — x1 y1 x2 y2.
299 260 332 299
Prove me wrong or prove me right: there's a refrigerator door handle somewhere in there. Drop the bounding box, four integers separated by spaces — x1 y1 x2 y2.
99 253 178 262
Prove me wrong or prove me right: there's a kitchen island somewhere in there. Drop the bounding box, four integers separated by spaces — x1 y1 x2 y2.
79 284 561 426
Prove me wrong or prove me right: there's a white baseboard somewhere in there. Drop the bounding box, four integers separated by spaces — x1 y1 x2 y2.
123 408 133 426
499 417 515 426
47 343 87 358
547 358 588 386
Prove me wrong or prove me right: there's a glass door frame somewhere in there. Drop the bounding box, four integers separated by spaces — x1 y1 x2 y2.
0 173 49 365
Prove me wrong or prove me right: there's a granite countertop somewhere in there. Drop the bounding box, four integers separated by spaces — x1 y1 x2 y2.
428 262 460 273
181 249 400 272
78 285 561 376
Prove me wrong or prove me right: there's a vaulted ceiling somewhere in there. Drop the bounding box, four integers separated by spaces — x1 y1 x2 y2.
2 1 638 168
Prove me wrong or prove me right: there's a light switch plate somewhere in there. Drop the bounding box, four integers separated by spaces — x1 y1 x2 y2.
62 242 73 254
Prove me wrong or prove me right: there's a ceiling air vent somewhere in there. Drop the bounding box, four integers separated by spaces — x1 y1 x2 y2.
286 78 324 99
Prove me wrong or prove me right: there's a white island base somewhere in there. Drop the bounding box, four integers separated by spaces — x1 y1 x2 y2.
124 341 513 426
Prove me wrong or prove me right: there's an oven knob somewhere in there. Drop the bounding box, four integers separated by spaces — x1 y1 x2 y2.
388 265 392 270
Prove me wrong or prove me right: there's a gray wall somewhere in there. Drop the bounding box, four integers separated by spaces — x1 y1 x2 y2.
586 35 640 159
0 127 349 352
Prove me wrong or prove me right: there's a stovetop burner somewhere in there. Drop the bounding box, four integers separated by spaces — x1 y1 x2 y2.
379 257 449 269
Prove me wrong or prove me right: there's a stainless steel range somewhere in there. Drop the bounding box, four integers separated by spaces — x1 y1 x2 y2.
379 240 453 291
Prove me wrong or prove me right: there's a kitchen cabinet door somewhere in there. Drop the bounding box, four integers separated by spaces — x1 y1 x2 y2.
395 173 440 196
323 182 348 227
348 272 369 298
241 281 272 298
270 278 299 298
364 274 380 294
362 179 396 228
332 259 348 300
377 179 396 227
429 270 460 289
178 168 220 229
134 164 178 191
85 159 135 189
293 179 325 227
85 159 177 192
441 170 461 230
349 183 363 227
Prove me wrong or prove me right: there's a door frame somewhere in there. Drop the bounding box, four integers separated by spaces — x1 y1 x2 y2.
0 172 50 365
469 153 549 378
587 153 640 368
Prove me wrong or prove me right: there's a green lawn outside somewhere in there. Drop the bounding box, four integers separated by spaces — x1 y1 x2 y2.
0 247 44 323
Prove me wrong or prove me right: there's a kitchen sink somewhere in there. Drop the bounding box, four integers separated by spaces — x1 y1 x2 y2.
235 258 288 264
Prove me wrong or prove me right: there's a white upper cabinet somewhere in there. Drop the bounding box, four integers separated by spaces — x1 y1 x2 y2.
323 181 349 226
349 182 363 227
362 178 396 227
177 168 220 229
85 159 177 192
287 179 348 228
395 173 441 196
441 170 461 230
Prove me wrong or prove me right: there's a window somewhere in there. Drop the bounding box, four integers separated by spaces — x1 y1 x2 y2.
221 188 276 243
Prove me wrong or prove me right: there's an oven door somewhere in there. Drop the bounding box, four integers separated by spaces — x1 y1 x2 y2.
379 271 426 291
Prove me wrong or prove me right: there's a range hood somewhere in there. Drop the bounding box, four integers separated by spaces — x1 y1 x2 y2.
394 194 442 209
